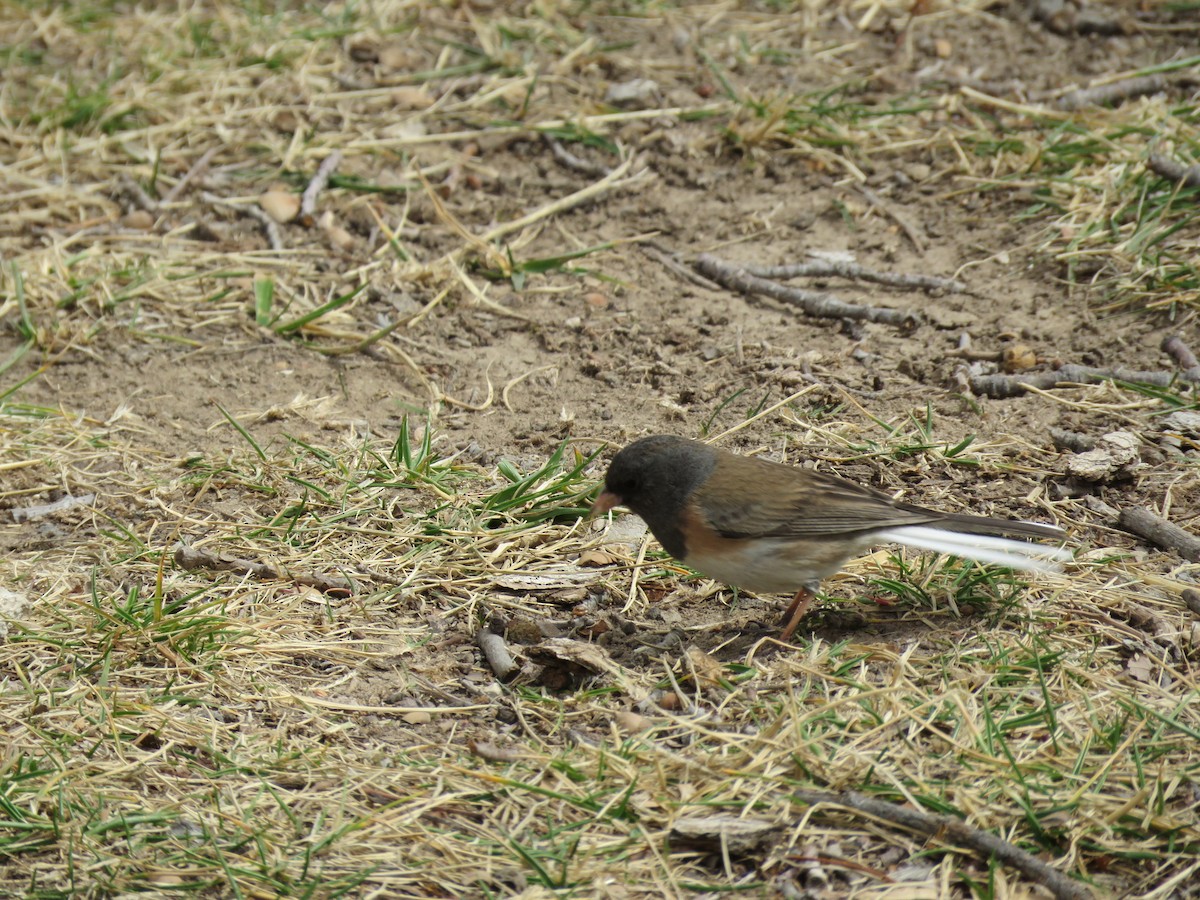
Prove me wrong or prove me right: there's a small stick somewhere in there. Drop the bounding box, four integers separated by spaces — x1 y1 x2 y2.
969 365 1194 398
790 788 1091 900
477 628 519 681
853 184 925 253
300 151 343 224
174 544 352 594
1082 495 1120 522
743 259 966 293
1147 153 1200 189
118 174 159 212
1117 507 1200 562
201 191 285 250
161 146 219 205
1162 334 1200 381
542 133 611 176
641 242 722 290
695 254 919 329
1049 428 1096 454
1058 75 1166 111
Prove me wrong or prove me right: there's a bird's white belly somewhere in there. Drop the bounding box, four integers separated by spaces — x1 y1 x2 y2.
686 536 864 594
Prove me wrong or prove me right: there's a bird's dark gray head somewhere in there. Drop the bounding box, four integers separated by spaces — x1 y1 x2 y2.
595 435 716 558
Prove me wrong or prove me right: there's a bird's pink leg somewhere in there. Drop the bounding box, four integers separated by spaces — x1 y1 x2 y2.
779 587 814 642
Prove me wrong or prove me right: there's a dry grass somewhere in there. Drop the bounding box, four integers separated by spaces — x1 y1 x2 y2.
3 2 1200 898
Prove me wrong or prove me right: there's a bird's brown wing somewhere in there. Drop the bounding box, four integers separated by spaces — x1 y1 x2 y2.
693 452 939 539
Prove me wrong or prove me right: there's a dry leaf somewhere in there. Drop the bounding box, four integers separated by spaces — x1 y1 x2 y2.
685 646 725 690
1126 654 1154 684
578 549 616 567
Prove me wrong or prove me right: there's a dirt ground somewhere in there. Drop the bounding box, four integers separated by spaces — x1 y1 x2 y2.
2 2 1200 897
7 8 1195 498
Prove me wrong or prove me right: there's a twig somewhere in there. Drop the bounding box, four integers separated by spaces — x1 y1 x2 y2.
695 254 919 330
161 146 219 205
300 151 343 224
790 788 1092 900
969 365 1196 398
1082 495 1120 522
502 365 557 412
744 259 966 294
853 184 925 253
1147 153 1200 189
117 174 159 212
640 241 721 290
1049 428 1096 454
1058 75 1167 111
201 191 285 250
478 153 644 246
1162 334 1200 381
477 628 519 681
1117 507 1200 562
174 544 352 594
541 133 612 176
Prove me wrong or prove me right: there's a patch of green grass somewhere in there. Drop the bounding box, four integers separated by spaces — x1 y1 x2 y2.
478 440 604 527
843 402 980 465
867 553 1027 618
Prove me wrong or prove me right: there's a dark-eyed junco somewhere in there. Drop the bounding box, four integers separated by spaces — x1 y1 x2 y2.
591 435 1068 639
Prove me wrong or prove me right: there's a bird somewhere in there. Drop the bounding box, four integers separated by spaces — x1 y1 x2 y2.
590 435 1069 640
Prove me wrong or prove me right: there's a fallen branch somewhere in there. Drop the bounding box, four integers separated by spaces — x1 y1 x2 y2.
743 259 966 293
969 365 1195 398
1147 153 1200 189
1162 334 1200 381
1117 507 1200 562
695 254 919 329
477 628 519 681
1058 75 1166 111
790 788 1091 900
174 544 352 594
300 151 343 225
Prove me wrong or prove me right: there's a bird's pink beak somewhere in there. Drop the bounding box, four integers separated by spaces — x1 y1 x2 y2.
590 490 621 517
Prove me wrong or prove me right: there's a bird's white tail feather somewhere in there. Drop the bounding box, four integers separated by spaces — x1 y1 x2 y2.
875 525 1071 573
